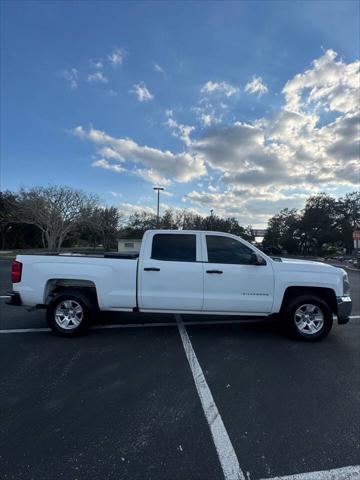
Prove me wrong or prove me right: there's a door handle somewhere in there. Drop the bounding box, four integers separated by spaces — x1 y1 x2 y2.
144 267 160 272
206 269 223 274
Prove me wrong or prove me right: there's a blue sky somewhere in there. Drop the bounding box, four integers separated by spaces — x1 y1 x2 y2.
1 0 359 226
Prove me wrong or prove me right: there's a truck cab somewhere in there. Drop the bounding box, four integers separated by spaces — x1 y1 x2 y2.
138 230 274 314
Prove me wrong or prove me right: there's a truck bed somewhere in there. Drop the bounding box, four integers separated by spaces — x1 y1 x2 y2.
14 254 139 310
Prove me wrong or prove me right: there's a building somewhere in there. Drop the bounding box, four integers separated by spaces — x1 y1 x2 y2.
353 229 360 251
117 238 142 254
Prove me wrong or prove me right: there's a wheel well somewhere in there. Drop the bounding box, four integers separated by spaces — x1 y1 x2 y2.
281 286 337 314
44 279 99 309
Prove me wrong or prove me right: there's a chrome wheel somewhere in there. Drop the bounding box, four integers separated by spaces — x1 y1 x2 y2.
294 303 324 335
55 300 83 330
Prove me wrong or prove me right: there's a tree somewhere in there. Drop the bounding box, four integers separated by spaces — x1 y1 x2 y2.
14 186 98 251
0 191 17 249
263 208 301 254
119 208 252 241
174 210 204 230
121 211 158 238
86 206 121 250
336 192 360 252
299 194 340 254
159 209 177 230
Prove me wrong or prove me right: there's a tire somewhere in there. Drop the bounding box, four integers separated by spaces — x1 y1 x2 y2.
47 289 94 337
282 294 333 341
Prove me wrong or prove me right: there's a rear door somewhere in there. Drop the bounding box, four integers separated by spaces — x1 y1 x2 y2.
202 233 274 313
139 232 203 311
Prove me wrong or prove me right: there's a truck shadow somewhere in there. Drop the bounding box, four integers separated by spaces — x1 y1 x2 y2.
95 311 289 340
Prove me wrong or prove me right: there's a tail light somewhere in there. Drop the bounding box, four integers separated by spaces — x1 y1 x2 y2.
11 260 22 283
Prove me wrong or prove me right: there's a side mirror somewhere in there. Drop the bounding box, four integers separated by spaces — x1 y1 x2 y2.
250 252 266 266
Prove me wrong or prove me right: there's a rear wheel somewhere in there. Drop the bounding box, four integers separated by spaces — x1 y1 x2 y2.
47 290 94 336
282 294 333 341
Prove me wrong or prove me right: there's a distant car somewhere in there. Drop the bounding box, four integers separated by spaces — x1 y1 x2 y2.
7 229 352 341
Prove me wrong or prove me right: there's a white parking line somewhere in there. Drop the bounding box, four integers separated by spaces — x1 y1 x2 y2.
0 327 51 334
0 295 10 298
260 464 360 479
175 314 244 480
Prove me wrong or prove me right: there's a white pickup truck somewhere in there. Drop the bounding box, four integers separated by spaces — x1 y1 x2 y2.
7 229 352 340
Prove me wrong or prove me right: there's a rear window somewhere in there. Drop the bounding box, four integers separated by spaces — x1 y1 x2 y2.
151 234 196 262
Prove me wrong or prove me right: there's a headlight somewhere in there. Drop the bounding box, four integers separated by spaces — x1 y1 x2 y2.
343 272 350 295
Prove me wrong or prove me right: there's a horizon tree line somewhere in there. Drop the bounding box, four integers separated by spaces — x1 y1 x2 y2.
0 186 359 255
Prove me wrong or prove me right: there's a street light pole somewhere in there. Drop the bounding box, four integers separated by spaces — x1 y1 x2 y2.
153 187 164 227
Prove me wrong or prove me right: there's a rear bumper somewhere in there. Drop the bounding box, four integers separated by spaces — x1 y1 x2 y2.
336 296 352 324
6 291 22 306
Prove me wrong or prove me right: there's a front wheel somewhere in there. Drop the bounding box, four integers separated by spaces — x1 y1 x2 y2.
282 295 333 341
47 290 93 336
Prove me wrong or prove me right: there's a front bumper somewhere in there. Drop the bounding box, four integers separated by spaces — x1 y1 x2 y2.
6 291 22 306
336 296 352 324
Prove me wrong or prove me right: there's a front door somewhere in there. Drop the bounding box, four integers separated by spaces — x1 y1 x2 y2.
139 232 203 311
202 233 274 313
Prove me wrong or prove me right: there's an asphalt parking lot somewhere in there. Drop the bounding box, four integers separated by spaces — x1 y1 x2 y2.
0 258 359 480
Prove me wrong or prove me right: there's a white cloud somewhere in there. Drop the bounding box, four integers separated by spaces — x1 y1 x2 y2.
201 81 239 98
117 201 201 219
73 126 206 184
62 68 78 89
118 202 156 216
282 49 359 113
130 82 154 102
244 76 268 96
161 190 173 197
192 103 223 127
165 117 194 146
92 159 126 173
87 71 108 83
194 82 239 127
134 168 172 186
108 191 123 198
89 60 104 69
183 189 309 227
200 113 217 127
98 146 125 162
108 47 125 67
153 63 165 75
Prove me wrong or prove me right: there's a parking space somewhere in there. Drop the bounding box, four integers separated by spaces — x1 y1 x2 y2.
1 258 359 479
1 327 223 480
185 319 360 478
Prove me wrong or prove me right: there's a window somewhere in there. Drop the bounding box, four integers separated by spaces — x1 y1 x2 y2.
206 235 255 265
124 242 134 248
152 234 196 262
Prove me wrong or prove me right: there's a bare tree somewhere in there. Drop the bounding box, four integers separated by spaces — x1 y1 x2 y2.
14 186 98 251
